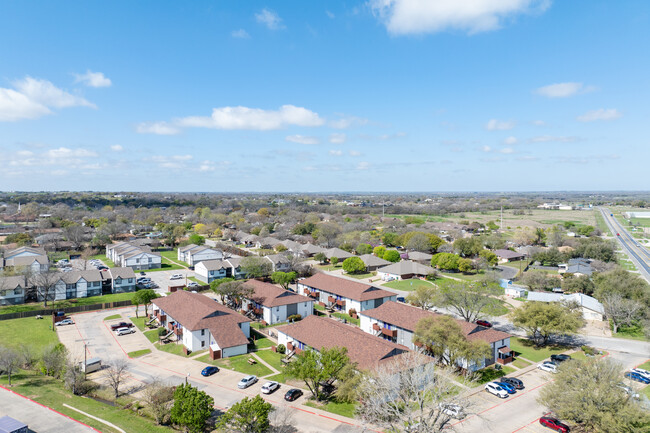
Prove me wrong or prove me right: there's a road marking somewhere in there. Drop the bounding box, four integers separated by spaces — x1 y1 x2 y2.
510 412 551 433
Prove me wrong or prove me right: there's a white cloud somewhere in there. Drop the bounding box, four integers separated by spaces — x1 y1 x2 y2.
349 150 361 156
529 135 579 143
329 133 346 144
499 147 515 154
74 70 112 88
329 150 343 156
255 8 285 30
231 29 250 39
326 10 335 18
329 115 368 129
356 161 370 170
150 154 194 170
0 77 95 121
110 144 123 152
532 120 546 126
46 147 97 159
369 0 550 35
286 135 320 145
577 108 622 122
535 82 594 98
136 121 181 135
178 105 324 130
199 161 216 172
504 136 518 145
482 145 492 152
485 119 515 130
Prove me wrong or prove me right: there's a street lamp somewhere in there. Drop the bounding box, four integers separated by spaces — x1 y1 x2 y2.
185 372 190 384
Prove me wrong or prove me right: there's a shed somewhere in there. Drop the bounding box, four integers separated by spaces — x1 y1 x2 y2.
0 416 28 433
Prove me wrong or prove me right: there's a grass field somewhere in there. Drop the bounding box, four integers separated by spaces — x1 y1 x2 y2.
155 341 202 357
254 349 285 371
346 272 376 279
509 337 570 362
305 400 357 418
0 317 59 350
127 349 151 358
512 358 531 369
250 332 274 350
0 291 137 314
103 314 121 321
197 353 273 377
331 312 360 326
383 279 435 292
143 328 161 343
89 254 116 267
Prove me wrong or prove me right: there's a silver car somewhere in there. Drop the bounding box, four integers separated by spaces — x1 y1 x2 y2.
238 375 258 389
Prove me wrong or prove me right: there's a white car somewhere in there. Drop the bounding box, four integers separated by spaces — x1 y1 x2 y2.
618 384 640 399
170 274 183 280
187 282 199 288
439 403 465 419
115 327 135 336
55 318 74 326
238 375 258 389
632 368 650 380
538 361 558 374
261 381 280 394
485 382 509 398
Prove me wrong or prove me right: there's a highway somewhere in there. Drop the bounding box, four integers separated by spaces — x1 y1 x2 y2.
599 207 650 283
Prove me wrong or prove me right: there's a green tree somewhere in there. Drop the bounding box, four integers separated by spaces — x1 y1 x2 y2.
538 358 650 432
314 252 327 264
437 278 502 322
534 227 546 245
285 347 350 401
132 289 158 318
383 249 401 263
381 232 399 247
355 243 373 255
373 246 386 258
453 237 483 257
216 395 273 433
342 257 366 274
271 271 297 290
520 272 558 291
510 301 584 346
330 256 339 266
240 256 272 279
457 258 474 273
478 249 498 266
188 233 205 245
593 268 650 304
406 284 441 310
431 253 460 271
561 274 595 295
170 383 214 433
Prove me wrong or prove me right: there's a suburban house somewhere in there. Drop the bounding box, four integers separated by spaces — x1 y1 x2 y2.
195 258 246 283
0 275 27 306
526 292 604 321
297 273 396 314
358 254 391 271
106 242 162 270
494 249 525 262
264 254 291 272
559 258 593 277
324 248 354 260
256 237 281 249
405 251 433 265
151 291 251 358
359 301 513 371
376 260 435 281
106 267 137 293
241 234 260 247
0 246 48 274
299 243 326 257
240 279 314 324
38 270 103 302
276 315 410 370
177 244 223 266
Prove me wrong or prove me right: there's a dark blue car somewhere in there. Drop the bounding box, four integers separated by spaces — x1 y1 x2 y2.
625 371 650 384
201 366 219 377
495 381 517 394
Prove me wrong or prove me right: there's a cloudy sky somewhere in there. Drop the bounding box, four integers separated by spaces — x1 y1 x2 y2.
1 1 648 192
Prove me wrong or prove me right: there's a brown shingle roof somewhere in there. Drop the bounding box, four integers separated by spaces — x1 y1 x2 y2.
152 291 250 349
275 315 408 370
299 273 394 302
242 279 312 308
360 301 511 344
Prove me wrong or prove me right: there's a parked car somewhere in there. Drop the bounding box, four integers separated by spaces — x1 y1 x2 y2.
97 266 109 271
494 381 516 394
284 388 303 401
484 382 509 398
261 381 280 394
201 366 219 377
238 375 258 389
139 271 146 276
115 327 135 336
624 371 650 384
500 377 524 390
631 368 650 380
550 354 572 363
110 322 134 331
539 416 570 432
55 319 74 326
538 361 558 373
475 319 492 328
170 274 183 280
396 296 406 303
618 384 640 399
187 282 200 288
439 403 464 419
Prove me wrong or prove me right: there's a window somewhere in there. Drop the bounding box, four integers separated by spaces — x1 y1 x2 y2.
135 259 139 263
148 258 152 263
14 289 21 295
128 278 133 283
201 329 205 336
201 341 205 348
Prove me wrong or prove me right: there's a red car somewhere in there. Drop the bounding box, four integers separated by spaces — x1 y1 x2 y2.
110 322 134 331
540 416 570 432
475 320 492 328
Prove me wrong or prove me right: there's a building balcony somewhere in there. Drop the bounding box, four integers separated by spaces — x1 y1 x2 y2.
381 328 397 338
335 299 346 307
328 296 336 304
372 323 381 332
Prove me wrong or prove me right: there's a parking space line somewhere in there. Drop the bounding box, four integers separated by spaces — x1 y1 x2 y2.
511 412 551 433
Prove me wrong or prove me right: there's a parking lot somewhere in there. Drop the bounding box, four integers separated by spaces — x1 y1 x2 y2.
137 268 199 294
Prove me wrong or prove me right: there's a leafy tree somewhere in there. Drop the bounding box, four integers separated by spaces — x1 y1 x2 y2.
593 268 650 305
406 284 440 310
143 378 175 425
602 293 644 334
271 271 297 290
574 237 616 262
342 257 366 274
170 383 214 433
538 358 650 432
453 237 483 257
334 363 363 404
210 277 235 302
382 249 401 263
534 227 546 245
381 232 399 247
437 278 502 322
576 225 596 236
330 256 339 266
313 222 342 248
561 274 595 295
213 280 253 309
513 227 536 246
510 301 584 346
355 243 373 255
132 289 158 318
292 221 316 235
478 249 498 266
188 233 205 245
241 256 272 279
40 343 67 378
520 272 559 291
216 395 273 433
373 246 386 258
457 258 474 273
4 232 33 246
430 253 460 271
314 252 327 264
533 247 564 266
285 347 351 401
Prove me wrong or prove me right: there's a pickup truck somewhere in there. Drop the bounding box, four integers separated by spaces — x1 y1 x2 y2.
110 322 135 331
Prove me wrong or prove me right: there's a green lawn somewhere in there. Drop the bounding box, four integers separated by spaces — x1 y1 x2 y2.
509 337 570 362
155 342 203 358
346 272 376 280
305 400 357 418
0 317 59 350
614 324 649 341
0 371 170 433
196 353 273 377
254 349 286 371
0 292 137 314
188 276 204 285
250 332 274 350
147 260 185 272
89 254 115 267
512 358 531 369
127 349 151 358
129 316 149 331
143 328 161 343
251 321 288 330
635 361 650 370
383 279 436 292
474 365 516 384
265 372 289 383
103 314 121 321
332 312 360 326
314 304 325 311
642 385 650 399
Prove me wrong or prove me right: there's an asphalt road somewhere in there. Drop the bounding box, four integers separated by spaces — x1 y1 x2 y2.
599 207 650 283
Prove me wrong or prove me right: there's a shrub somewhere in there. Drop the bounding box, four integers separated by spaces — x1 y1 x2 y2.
348 308 357 316
276 344 286 354
158 327 167 337
287 314 302 322
581 345 596 355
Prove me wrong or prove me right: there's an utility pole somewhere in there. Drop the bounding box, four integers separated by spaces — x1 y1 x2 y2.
84 343 87 380
500 206 503 230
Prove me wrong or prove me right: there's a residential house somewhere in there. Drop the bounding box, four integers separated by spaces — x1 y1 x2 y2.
151 291 251 358
297 273 396 314
265 254 291 272
559 258 593 277
256 237 281 249
359 301 513 370
106 242 162 270
358 254 391 271
406 251 433 265
195 258 246 283
494 249 525 262
324 248 355 260
526 292 604 321
299 243 325 257
241 234 260 247
376 260 435 281
1 255 49 274
0 275 27 306
38 270 103 302
276 315 410 370
241 279 313 324
106 267 137 293
177 244 223 266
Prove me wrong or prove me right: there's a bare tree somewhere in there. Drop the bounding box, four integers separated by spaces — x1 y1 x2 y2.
17 343 36 369
64 358 86 395
41 344 67 378
143 377 174 425
268 407 298 433
32 270 62 307
602 293 643 334
357 351 475 433
0 346 21 386
105 358 129 399
78 247 97 271
63 224 89 250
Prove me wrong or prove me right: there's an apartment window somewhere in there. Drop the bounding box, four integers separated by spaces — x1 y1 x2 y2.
201 341 205 348
148 258 152 263
14 289 21 295
135 259 139 263
201 329 205 336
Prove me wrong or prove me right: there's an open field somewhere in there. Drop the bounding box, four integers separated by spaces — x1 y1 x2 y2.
509 337 570 362
382 278 435 291
0 291 136 314
0 317 59 350
197 353 274 377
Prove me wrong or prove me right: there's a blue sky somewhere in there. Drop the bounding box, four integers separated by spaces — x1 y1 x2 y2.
1 0 648 192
